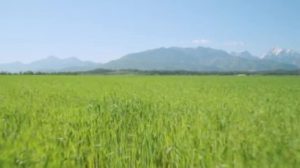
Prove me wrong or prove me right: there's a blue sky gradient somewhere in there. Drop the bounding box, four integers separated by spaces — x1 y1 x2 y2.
0 0 299 63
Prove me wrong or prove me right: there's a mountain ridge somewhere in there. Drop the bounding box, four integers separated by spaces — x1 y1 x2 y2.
102 47 298 72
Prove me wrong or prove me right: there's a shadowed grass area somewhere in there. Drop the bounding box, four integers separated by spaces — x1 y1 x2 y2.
0 75 299 167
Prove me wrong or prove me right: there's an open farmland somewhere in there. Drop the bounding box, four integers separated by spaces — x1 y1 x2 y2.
0 75 299 167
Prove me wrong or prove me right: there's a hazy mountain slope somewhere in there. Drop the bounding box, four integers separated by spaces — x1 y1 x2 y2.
231 51 259 61
29 56 100 72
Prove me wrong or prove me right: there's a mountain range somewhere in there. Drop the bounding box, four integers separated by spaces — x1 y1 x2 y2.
1 47 300 73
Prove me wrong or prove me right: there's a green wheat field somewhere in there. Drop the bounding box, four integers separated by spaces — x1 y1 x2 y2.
0 75 299 167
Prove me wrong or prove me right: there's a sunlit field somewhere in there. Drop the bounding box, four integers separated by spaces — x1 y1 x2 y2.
0 75 299 167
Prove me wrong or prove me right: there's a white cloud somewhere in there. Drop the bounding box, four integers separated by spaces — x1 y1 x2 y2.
192 39 211 45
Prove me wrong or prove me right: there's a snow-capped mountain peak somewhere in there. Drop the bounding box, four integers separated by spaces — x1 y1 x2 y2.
268 48 296 56
270 48 284 55
263 48 300 68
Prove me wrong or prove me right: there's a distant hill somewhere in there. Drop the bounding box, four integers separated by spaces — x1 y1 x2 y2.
0 56 100 72
102 47 297 72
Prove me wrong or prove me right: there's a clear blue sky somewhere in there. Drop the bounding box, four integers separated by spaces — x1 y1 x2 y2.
0 0 299 63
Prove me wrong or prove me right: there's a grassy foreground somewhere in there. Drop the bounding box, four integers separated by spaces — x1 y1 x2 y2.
0 75 299 167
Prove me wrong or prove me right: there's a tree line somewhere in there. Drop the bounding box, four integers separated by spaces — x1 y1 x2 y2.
1 69 300 76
